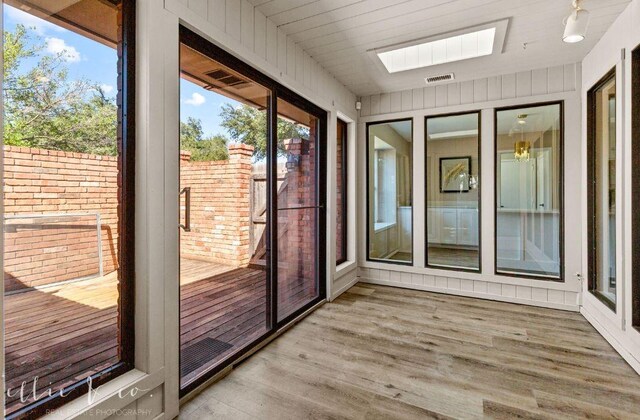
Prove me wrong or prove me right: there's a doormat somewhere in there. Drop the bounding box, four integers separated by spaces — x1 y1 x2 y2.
181 337 233 378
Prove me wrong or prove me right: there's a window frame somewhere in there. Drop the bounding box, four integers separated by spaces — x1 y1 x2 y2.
336 118 348 266
424 110 482 273
365 118 414 266
4 1 137 418
632 45 640 328
493 100 565 282
587 68 617 312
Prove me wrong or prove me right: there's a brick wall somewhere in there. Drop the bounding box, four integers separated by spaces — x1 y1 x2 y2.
179 144 254 267
3 144 257 291
3 146 119 291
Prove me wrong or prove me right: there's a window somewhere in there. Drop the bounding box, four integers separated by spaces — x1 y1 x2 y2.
336 118 348 265
2 1 135 416
588 70 617 310
367 120 413 264
426 112 480 271
495 103 563 280
634 46 640 327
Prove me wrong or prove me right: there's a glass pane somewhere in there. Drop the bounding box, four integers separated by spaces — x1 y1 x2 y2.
277 98 319 321
426 113 480 270
179 42 270 387
336 119 347 264
633 48 640 327
589 74 617 308
367 120 413 264
2 1 126 414
496 104 562 278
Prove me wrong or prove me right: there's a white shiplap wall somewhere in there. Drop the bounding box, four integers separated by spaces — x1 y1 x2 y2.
166 0 357 118
359 64 579 117
357 63 583 312
580 0 640 375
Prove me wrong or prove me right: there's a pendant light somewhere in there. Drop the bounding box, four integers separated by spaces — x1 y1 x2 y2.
563 0 590 43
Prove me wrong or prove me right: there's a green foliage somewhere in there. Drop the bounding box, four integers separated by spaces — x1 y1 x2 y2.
3 24 117 155
180 117 229 161
3 25 305 161
219 103 309 160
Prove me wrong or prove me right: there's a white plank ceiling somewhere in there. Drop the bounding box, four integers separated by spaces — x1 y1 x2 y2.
248 0 631 96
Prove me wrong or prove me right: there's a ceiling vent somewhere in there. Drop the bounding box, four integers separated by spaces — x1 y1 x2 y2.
425 73 455 85
205 69 250 89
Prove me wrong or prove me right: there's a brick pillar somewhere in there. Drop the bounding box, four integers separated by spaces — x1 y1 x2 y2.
180 150 192 162
228 143 254 266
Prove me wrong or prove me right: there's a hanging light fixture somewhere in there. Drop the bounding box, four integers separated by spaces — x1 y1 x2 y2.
563 0 590 43
514 140 531 162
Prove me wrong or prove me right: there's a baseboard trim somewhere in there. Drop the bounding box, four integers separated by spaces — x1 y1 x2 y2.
331 277 359 301
360 278 579 312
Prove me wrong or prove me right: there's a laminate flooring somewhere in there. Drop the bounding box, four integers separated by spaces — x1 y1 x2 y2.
180 283 640 419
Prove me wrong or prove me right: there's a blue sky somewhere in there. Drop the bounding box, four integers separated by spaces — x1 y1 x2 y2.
4 4 237 139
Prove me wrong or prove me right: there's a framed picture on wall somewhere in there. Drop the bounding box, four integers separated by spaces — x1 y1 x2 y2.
440 156 471 193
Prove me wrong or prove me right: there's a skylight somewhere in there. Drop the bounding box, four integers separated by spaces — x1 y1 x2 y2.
377 27 497 74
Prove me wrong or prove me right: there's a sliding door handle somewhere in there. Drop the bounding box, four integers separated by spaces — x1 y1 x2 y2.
180 187 191 232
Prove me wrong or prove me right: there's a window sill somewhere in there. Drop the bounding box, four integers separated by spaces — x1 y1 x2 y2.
336 260 357 276
42 369 164 419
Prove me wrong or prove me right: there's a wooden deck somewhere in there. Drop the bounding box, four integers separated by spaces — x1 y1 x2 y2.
4 258 316 414
179 262 317 386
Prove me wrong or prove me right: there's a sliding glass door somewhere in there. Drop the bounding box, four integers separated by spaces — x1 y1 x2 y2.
276 98 324 321
178 27 326 394
178 40 271 388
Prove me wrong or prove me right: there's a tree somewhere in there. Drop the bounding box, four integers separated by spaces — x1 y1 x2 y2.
180 117 229 161
219 103 309 159
3 24 117 155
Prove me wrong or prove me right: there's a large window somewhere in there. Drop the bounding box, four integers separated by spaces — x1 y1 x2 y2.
588 70 617 310
426 112 480 271
367 119 413 264
2 1 135 416
336 119 348 265
495 103 563 280
634 47 640 327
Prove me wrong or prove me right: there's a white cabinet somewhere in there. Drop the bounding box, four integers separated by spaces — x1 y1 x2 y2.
457 209 479 246
440 209 458 244
428 207 479 247
427 208 439 243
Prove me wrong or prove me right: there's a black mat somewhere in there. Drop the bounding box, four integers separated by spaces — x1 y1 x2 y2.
181 337 233 377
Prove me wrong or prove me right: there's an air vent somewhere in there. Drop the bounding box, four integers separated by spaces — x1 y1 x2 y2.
425 73 455 85
205 69 250 89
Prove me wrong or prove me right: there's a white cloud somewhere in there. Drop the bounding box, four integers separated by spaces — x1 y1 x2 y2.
100 84 114 94
184 92 206 106
46 37 81 63
6 5 66 36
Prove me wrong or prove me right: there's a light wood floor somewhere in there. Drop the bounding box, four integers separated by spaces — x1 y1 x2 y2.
180 283 640 419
